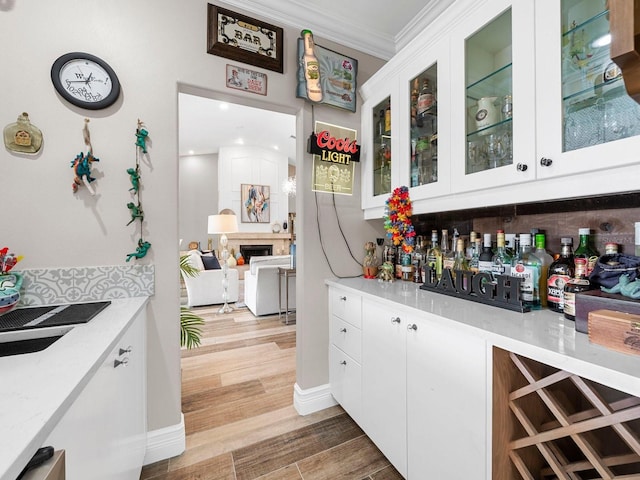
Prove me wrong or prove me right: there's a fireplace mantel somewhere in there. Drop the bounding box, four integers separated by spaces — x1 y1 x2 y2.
226 232 291 257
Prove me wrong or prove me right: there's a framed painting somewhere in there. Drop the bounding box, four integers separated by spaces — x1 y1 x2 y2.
207 5 284 74
241 184 270 223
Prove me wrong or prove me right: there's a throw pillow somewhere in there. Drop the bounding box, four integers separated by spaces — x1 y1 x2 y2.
201 253 221 270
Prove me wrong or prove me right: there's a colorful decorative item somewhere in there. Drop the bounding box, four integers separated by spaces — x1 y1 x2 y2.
71 119 100 195
377 261 395 282
125 119 151 262
363 241 379 279
383 186 416 254
3 112 43 154
0 247 24 316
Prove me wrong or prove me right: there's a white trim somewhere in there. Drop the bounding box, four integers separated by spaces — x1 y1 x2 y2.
143 414 186 466
293 382 338 416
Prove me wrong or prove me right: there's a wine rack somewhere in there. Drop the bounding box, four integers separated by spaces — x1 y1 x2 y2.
493 347 640 479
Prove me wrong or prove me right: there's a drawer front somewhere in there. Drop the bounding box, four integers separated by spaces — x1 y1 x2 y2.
330 288 362 328
330 315 362 362
329 345 362 424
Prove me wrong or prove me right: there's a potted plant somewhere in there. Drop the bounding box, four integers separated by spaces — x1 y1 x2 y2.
179 254 205 349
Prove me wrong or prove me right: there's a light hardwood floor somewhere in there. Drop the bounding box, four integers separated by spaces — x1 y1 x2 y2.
140 303 402 480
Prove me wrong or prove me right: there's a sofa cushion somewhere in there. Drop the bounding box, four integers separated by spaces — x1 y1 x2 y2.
249 255 291 275
201 253 221 270
186 249 205 271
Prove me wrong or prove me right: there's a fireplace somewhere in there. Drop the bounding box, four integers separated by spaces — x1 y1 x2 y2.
240 244 273 263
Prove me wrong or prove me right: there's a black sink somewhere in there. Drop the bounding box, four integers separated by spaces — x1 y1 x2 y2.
0 335 65 357
0 301 111 333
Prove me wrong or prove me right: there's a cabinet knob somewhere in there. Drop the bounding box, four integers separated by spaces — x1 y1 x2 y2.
119 346 132 356
516 163 528 172
340 327 347 333
540 157 553 167
114 357 129 368
339 296 347 301
407 323 418 331
340 360 347 366
391 317 401 324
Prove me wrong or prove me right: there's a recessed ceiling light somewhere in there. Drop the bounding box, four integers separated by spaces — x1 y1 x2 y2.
188 150 194 155
273 145 279 150
219 102 229 110
235 138 244 145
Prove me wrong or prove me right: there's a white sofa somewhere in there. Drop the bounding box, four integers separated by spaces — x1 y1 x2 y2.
181 250 239 307
244 255 295 316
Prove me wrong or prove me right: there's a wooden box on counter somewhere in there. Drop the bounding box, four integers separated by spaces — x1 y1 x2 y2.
588 309 640 356
575 289 640 333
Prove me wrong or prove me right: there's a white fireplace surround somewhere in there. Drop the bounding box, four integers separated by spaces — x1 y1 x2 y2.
225 233 291 258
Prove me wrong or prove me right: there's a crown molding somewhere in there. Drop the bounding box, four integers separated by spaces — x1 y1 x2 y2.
395 0 456 52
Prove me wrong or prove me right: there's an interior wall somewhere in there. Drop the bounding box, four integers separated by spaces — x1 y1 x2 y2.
179 153 219 249
0 0 386 435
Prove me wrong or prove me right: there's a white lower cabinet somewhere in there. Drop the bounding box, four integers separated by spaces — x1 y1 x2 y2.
44 311 147 480
331 290 489 479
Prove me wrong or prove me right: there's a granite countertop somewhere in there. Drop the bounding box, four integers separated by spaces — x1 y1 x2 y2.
0 296 148 480
326 277 640 397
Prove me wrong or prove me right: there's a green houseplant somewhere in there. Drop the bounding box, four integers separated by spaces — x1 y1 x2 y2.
180 254 205 349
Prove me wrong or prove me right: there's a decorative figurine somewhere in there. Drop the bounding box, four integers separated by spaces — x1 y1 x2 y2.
71 151 100 194
363 241 379 279
135 119 149 153
377 261 395 282
3 112 43 154
126 239 152 262
126 202 144 226
127 166 140 193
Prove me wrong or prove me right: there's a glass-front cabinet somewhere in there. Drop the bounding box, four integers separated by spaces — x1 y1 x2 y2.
410 65 438 188
536 0 640 178
372 97 392 197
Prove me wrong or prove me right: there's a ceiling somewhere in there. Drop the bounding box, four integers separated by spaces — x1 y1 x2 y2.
178 1 455 161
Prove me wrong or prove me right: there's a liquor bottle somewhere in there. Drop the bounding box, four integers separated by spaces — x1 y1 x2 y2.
505 233 516 257
478 233 494 274
574 228 599 276
511 234 542 310
452 238 469 273
534 234 554 308
547 238 574 313
469 235 480 273
441 229 454 270
377 109 385 137
417 78 434 117
384 100 391 135
411 79 420 128
563 258 591 321
301 30 323 103
604 242 618 254
491 230 512 277
426 230 443 282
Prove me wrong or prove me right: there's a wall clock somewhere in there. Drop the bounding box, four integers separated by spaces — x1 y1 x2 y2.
51 52 121 110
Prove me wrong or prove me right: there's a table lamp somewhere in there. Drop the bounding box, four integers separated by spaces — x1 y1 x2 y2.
207 211 238 314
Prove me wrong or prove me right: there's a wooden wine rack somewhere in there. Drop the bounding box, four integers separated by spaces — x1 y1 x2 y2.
493 347 640 479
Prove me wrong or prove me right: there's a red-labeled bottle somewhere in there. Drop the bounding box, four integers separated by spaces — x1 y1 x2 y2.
547 238 574 313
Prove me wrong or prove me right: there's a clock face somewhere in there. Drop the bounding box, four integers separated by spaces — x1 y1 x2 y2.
51 53 121 109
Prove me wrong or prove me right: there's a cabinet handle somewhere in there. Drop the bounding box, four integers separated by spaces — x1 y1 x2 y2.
391 317 401 324
540 157 553 167
340 327 347 333
114 357 129 368
339 296 347 301
516 163 528 172
119 346 132 356
407 323 418 331
340 360 347 366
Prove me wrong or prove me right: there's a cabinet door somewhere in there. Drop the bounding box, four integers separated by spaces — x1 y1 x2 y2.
362 300 407 478
535 0 640 179
407 316 488 479
329 345 362 425
361 83 401 213
451 0 536 193
401 38 452 200
45 313 146 480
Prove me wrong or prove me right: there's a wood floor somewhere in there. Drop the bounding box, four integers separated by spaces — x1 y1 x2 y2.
140 303 402 480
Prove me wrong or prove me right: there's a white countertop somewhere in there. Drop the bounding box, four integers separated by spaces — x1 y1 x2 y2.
0 297 148 480
326 278 640 397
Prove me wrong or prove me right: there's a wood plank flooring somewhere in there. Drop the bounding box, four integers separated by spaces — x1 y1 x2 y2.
140 303 402 480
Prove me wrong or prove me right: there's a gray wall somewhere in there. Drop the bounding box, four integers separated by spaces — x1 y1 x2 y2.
179 154 218 250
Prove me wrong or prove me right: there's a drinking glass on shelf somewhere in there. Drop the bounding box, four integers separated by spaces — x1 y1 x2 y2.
486 133 506 169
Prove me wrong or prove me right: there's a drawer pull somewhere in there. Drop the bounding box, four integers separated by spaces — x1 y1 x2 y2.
114 357 129 368
340 360 347 366
339 296 347 301
407 323 418 331
391 317 401 324
340 327 347 333
119 346 132 356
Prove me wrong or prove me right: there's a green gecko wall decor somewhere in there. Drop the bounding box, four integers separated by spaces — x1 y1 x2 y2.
126 119 151 262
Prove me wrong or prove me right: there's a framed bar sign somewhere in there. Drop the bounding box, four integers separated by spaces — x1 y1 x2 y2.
207 4 284 74
226 64 267 95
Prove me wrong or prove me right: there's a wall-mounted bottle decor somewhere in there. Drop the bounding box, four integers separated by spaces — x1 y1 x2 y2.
70 119 100 195
125 119 151 262
3 112 43 154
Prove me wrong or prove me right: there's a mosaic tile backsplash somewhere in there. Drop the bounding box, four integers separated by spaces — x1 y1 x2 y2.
18 264 155 306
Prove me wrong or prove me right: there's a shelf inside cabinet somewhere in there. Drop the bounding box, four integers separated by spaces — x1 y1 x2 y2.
466 63 513 100
467 117 512 138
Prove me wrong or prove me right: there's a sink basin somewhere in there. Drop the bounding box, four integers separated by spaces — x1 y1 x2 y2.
0 325 73 357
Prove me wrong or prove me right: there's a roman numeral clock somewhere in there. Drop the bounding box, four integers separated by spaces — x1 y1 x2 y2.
51 52 121 109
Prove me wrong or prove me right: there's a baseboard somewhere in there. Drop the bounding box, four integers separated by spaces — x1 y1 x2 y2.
143 414 186 465
293 382 338 416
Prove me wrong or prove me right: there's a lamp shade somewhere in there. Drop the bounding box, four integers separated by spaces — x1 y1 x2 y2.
208 214 238 234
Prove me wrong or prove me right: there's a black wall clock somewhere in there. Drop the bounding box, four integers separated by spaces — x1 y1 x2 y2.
51 52 121 110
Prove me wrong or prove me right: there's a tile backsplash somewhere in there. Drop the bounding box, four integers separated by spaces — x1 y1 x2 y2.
18 264 155 306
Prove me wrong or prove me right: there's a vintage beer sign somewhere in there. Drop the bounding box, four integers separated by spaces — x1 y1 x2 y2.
310 122 358 195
